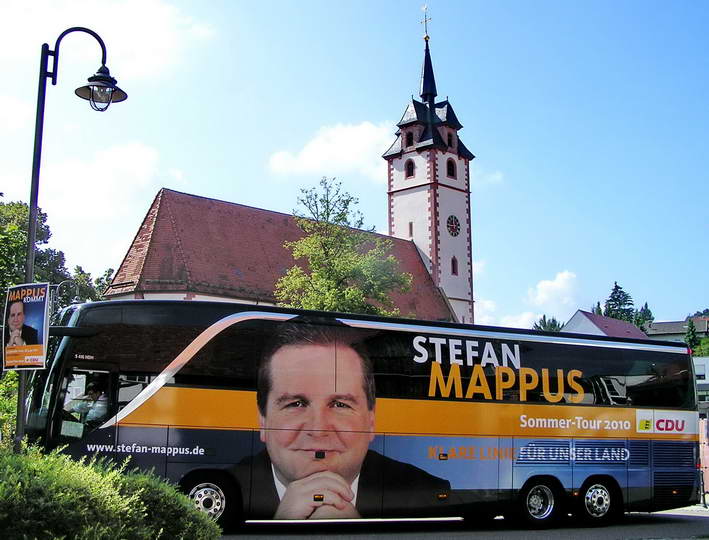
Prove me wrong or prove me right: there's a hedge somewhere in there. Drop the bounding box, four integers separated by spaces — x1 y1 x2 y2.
0 445 221 539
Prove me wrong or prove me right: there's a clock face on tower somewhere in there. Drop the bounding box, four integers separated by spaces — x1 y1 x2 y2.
447 215 460 237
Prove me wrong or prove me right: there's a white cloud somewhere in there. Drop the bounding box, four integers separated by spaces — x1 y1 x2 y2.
527 270 577 320
0 95 32 133
474 299 497 325
500 312 540 329
268 122 392 183
31 142 167 276
471 168 504 189
473 259 486 277
0 1 215 82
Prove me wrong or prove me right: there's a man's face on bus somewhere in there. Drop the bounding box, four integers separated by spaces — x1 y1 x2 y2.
259 343 375 486
8 301 25 332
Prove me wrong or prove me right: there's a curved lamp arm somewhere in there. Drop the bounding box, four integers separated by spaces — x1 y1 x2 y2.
49 27 108 85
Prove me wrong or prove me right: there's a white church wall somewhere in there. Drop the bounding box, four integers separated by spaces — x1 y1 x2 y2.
390 184 432 272
391 153 429 191
449 298 472 324
435 151 467 190
436 186 472 303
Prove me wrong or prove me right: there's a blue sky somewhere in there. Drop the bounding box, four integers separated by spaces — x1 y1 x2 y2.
1 1 707 327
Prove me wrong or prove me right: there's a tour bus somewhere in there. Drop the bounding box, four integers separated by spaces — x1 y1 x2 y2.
23 300 698 529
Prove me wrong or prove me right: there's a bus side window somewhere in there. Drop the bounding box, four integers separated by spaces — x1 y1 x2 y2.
625 351 693 408
58 368 112 441
117 374 152 412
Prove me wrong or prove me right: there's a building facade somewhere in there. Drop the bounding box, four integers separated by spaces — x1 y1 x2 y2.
383 35 475 323
106 35 477 323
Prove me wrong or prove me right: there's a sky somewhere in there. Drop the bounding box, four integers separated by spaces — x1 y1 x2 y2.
1 0 707 328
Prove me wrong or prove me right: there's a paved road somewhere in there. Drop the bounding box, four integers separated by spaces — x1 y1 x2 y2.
224 506 709 540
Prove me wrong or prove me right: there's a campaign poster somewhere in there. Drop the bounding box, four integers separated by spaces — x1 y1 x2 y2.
3 283 50 370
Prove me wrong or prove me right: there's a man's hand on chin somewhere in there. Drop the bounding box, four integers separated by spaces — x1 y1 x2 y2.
274 471 355 520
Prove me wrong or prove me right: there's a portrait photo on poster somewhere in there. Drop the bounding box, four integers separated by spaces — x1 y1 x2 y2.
3 283 49 370
228 320 452 520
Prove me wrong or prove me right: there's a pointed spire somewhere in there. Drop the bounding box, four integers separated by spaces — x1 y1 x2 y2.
420 37 437 103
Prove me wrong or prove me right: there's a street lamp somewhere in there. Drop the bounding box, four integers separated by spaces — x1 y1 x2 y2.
16 27 127 450
51 280 82 314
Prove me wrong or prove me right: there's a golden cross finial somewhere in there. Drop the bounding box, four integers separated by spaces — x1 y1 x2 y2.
421 4 431 40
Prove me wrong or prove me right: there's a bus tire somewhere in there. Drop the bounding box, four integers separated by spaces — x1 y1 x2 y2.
182 472 241 532
578 479 620 525
517 479 562 528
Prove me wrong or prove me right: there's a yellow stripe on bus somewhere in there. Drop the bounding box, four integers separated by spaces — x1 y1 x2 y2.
117 387 699 441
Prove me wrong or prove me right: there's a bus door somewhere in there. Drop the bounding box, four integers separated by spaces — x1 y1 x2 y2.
52 363 116 460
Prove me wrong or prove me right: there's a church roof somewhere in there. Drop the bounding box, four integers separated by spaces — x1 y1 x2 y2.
420 39 438 102
383 99 475 160
106 188 454 321
434 101 463 130
396 99 430 128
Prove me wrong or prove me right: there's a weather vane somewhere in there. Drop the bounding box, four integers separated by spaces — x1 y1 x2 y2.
421 4 431 40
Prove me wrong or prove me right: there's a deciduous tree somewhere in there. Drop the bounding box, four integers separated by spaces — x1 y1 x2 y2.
275 177 411 316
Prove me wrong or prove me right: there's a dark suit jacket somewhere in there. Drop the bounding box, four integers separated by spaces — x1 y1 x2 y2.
3 324 39 347
230 449 452 519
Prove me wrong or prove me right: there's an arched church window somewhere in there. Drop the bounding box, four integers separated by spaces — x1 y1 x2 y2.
446 158 457 178
406 132 414 147
405 159 415 178
451 256 458 276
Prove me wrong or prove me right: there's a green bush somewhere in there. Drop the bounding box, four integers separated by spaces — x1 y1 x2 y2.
0 372 18 445
118 470 221 539
0 446 221 539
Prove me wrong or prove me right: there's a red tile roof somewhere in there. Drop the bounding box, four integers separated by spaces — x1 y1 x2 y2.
579 310 648 339
106 188 454 321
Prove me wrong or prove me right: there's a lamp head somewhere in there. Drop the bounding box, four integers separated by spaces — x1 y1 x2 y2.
75 65 127 111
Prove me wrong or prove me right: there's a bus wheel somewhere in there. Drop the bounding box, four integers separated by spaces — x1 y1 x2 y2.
518 480 561 527
579 480 618 525
183 473 240 531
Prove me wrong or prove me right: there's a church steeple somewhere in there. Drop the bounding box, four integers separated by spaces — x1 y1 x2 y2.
420 38 437 104
382 11 476 323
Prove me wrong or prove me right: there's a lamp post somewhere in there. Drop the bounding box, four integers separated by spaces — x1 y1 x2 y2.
16 27 127 450
50 280 82 315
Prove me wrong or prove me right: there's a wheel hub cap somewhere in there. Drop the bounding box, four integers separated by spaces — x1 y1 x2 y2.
527 485 554 519
584 484 611 517
189 482 226 519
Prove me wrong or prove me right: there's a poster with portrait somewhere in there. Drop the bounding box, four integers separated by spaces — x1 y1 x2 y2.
3 283 50 370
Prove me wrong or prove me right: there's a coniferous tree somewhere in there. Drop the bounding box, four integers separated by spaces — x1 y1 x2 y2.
603 282 635 323
591 302 603 315
685 319 700 352
634 302 654 332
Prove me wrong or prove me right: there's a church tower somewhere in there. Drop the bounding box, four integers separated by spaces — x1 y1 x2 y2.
383 32 475 323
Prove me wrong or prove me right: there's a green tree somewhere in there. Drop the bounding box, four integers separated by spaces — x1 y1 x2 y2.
533 315 564 332
275 177 412 316
693 337 709 357
685 319 700 352
0 200 113 314
603 282 635 322
0 200 70 308
633 301 654 332
690 308 709 318
591 301 603 315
